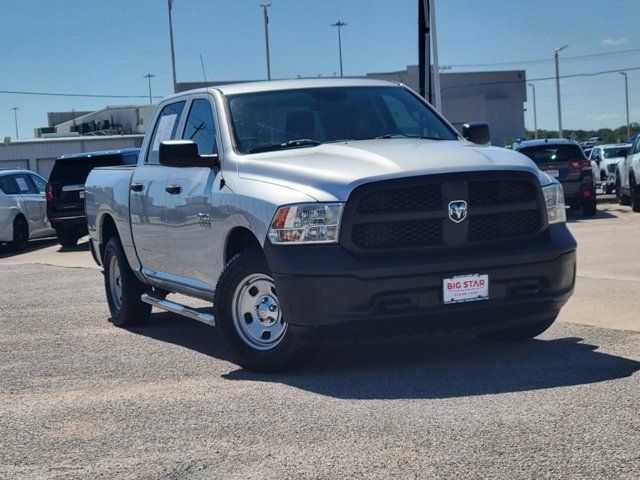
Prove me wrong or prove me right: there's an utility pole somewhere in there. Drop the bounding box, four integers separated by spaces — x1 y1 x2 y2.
331 20 347 77
554 45 568 138
144 73 155 104
11 107 19 139
429 0 442 112
528 83 538 139
259 2 272 80
621 71 630 140
167 0 178 93
418 0 432 102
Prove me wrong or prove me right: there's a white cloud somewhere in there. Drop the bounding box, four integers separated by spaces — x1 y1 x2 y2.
602 38 627 46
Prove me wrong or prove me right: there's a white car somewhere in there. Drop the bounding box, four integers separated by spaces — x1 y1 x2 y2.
616 136 640 211
589 144 631 194
0 169 55 250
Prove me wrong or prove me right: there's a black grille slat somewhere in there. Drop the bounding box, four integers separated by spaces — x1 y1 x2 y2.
469 210 541 241
357 185 442 213
468 180 536 205
352 219 443 249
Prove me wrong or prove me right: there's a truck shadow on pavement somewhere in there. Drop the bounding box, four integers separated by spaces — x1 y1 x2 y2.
131 314 640 400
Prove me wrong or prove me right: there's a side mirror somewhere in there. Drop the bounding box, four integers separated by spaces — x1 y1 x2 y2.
462 122 491 145
159 140 219 168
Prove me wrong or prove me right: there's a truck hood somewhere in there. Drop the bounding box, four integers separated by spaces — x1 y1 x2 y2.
237 139 548 202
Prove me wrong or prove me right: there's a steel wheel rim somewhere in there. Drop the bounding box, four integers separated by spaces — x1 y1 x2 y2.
108 255 123 312
232 273 287 351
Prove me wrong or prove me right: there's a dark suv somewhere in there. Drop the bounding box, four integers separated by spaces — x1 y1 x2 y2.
46 149 139 247
514 139 596 216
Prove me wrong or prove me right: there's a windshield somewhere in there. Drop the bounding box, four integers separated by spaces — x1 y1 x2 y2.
603 146 630 158
226 86 458 154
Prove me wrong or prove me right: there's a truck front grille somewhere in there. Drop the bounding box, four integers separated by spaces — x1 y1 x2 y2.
341 172 545 254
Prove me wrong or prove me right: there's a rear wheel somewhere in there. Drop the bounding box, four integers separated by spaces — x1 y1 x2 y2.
582 198 597 216
630 175 640 213
477 315 558 342
214 250 313 372
56 229 80 248
10 216 29 251
103 236 151 327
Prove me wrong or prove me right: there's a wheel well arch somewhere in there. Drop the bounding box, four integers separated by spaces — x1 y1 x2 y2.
224 227 262 264
99 214 120 261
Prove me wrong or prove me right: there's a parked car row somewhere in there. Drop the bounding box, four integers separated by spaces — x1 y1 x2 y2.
0 149 139 251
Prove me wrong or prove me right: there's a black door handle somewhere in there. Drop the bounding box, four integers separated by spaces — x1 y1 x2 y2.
130 183 144 192
165 185 182 194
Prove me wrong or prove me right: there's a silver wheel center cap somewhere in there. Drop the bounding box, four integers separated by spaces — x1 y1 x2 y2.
256 295 278 326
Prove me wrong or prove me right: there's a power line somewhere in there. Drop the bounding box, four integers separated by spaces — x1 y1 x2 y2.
441 65 640 93
447 48 640 68
0 89 163 99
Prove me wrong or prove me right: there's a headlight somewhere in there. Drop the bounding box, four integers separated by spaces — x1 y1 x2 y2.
268 203 344 244
542 183 566 225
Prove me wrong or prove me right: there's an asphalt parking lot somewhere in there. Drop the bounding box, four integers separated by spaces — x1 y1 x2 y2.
1 196 639 479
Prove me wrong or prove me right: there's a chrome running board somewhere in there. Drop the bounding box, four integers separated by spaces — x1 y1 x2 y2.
141 293 215 327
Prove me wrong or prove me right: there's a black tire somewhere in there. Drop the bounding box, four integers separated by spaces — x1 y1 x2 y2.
616 175 631 206
630 175 640 213
582 198 597 216
103 236 151 327
477 315 558 342
213 250 313 373
56 229 80 248
10 216 29 251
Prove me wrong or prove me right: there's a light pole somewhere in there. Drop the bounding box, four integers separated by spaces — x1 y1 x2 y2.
144 73 155 104
554 45 568 138
528 83 538 139
259 2 272 80
331 20 347 77
11 107 18 139
167 0 178 93
620 71 630 140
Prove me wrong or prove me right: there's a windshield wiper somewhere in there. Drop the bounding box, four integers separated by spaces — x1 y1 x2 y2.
374 133 441 140
248 139 321 153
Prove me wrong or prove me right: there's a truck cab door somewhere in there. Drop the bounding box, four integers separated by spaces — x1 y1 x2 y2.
130 100 186 277
162 95 224 293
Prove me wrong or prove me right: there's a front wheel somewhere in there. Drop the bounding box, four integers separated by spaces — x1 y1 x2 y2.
213 250 313 372
103 237 151 327
477 315 557 342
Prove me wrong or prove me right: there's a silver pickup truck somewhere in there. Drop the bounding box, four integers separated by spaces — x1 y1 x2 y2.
85 78 576 372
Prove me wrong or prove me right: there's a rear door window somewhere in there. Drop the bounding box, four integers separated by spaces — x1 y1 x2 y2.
13 173 38 194
29 174 47 194
147 101 186 164
0 175 20 195
519 145 585 164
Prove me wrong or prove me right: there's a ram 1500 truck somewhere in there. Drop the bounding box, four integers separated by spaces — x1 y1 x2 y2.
85 79 576 372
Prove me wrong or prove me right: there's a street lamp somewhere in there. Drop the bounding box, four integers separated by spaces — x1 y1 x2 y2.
167 0 178 93
144 73 155 104
620 72 630 140
331 20 347 77
554 45 568 138
11 107 18 139
528 83 538 139
259 2 272 80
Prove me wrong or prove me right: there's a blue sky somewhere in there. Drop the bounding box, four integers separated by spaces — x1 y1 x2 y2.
1 0 638 138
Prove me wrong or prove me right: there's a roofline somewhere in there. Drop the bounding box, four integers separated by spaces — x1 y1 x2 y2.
1 134 143 146
59 147 140 160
